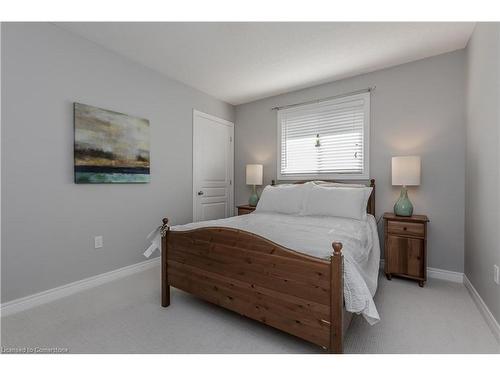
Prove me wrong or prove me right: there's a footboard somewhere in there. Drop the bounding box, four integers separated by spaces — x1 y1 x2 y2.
160 218 344 353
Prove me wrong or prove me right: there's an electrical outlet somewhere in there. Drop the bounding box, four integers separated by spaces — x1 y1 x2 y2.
494 265 499 285
94 236 103 249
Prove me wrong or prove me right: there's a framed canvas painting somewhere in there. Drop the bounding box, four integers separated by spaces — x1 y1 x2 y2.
74 103 150 183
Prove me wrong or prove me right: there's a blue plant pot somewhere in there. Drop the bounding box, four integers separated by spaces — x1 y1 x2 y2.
394 186 413 217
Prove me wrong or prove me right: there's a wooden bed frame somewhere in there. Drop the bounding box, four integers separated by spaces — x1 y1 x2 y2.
160 179 375 353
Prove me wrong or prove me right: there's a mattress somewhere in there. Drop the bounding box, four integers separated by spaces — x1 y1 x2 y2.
171 212 381 324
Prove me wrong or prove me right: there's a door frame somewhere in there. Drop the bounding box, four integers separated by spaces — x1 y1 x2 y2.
192 109 234 221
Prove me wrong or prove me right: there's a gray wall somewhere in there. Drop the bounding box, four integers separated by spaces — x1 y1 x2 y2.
1 23 234 303
235 50 466 272
465 23 500 322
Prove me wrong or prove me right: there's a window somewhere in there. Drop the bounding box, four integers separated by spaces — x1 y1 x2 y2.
277 92 370 180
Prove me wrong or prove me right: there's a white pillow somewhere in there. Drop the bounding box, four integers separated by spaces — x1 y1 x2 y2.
255 184 310 215
313 181 366 188
302 184 372 221
315 183 373 213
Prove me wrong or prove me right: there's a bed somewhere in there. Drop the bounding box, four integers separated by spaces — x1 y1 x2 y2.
159 179 379 353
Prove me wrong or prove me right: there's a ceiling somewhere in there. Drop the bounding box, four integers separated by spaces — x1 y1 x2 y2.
56 22 475 105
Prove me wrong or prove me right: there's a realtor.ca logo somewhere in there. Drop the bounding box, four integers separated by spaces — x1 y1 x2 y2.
1 346 69 354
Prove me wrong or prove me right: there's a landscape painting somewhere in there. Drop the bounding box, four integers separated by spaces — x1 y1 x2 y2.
74 103 150 183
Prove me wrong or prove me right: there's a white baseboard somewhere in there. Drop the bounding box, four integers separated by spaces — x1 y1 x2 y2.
0 257 160 317
379 259 463 283
426 267 464 283
463 275 500 343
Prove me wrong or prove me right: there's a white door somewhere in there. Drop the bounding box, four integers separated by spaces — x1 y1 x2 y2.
193 110 234 222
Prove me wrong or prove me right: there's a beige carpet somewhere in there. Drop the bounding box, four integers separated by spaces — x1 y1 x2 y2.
1 265 499 354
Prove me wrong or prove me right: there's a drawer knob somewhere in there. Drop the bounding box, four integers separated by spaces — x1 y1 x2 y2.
403 227 407 231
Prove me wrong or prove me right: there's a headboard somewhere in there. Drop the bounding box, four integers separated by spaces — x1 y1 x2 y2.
271 179 376 216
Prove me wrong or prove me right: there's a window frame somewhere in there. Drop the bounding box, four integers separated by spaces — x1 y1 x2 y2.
276 92 370 181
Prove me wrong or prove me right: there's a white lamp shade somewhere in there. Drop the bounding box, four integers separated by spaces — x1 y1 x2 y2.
392 156 421 186
246 164 263 185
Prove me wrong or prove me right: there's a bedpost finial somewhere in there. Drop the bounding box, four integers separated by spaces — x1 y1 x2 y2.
332 242 343 255
161 218 170 237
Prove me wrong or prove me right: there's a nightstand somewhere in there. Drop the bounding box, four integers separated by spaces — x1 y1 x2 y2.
237 204 256 215
384 213 429 287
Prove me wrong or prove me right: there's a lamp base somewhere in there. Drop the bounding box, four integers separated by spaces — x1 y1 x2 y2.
394 186 413 217
248 185 259 207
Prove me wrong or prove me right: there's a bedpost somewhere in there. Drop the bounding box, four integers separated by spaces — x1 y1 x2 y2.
369 178 375 216
330 241 344 354
161 218 170 307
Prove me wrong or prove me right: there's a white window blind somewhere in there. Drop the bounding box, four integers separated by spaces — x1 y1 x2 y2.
277 92 370 180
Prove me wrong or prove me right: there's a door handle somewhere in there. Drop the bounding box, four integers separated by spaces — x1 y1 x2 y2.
197 191 204 196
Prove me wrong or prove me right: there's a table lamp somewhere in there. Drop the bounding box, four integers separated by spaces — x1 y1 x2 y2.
392 156 421 217
246 164 263 206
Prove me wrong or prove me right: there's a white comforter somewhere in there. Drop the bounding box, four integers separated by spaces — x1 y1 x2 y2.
171 212 381 325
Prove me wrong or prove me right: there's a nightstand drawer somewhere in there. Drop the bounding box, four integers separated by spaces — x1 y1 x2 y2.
237 205 256 215
387 221 425 237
